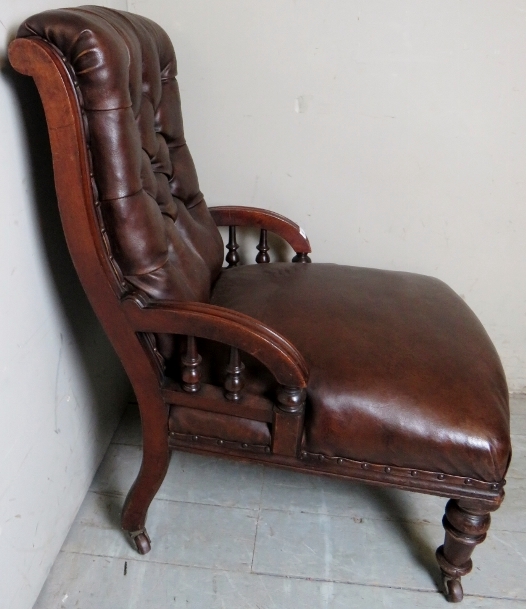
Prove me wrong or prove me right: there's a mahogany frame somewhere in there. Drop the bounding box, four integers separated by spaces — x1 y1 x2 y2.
9 35 505 603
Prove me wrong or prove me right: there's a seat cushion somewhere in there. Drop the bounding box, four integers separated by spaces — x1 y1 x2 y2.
211 263 511 483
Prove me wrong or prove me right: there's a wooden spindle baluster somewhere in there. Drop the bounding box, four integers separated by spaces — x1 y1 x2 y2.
225 225 240 268
181 335 202 393
292 252 311 263
256 228 270 263
224 346 245 401
271 386 306 457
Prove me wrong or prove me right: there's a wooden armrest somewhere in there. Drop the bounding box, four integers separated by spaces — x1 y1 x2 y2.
209 206 312 255
123 293 307 458
121 294 309 388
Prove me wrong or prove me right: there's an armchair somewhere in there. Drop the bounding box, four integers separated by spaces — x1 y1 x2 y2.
9 7 511 603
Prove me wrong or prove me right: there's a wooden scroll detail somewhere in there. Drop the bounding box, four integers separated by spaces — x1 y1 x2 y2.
225 226 240 268
256 229 270 263
181 335 202 393
436 497 500 602
292 252 312 263
209 206 312 255
271 386 306 457
224 346 245 402
122 298 310 389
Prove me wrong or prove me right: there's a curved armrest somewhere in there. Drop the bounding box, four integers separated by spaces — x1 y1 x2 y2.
121 295 309 388
209 206 311 254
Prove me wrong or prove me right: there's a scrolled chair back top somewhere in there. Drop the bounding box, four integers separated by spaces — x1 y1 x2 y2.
17 6 224 302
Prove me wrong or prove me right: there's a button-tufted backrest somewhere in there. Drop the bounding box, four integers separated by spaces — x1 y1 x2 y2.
18 6 224 302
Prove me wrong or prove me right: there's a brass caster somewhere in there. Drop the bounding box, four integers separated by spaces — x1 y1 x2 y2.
129 528 151 555
443 576 463 603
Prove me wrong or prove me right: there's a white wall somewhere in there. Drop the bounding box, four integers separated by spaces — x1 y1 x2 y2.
131 0 526 393
0 2 130 608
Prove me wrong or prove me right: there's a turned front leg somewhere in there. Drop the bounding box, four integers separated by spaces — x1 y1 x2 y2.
436 496 502 602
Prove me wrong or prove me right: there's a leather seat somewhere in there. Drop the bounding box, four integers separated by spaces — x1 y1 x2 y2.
212 262 510 482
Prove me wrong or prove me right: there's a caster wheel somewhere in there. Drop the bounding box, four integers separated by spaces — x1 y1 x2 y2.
130 529 151 555
444 577 463 603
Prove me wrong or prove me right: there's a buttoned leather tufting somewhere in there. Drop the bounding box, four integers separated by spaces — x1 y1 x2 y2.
18 6 224 302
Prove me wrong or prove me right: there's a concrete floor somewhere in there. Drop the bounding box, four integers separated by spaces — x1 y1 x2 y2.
34 396 526 608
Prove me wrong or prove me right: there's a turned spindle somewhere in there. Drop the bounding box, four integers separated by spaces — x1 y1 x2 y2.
225 225 240 268
271 386 306 457
256 228 270 263
181 335 202 393
224 346 245 401
436 497 499 603
292 252 311 263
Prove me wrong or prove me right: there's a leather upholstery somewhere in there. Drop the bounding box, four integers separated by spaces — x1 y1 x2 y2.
211 263 511 482
170 406 271 446
18 7 224 301
16 7 511 487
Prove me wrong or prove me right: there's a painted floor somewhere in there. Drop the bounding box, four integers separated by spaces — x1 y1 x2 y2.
34 396 526 608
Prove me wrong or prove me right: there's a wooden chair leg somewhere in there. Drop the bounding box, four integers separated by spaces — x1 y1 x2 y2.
121 393 170 555
436 497 502 602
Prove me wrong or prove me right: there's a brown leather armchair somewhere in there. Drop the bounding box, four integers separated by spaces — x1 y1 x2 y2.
9 7 511 603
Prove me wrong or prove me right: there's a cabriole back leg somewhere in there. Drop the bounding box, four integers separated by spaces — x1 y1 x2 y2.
436 496 502 602
121 390 170 555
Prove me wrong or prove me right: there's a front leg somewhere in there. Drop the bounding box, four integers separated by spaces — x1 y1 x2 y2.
436 496 503 602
